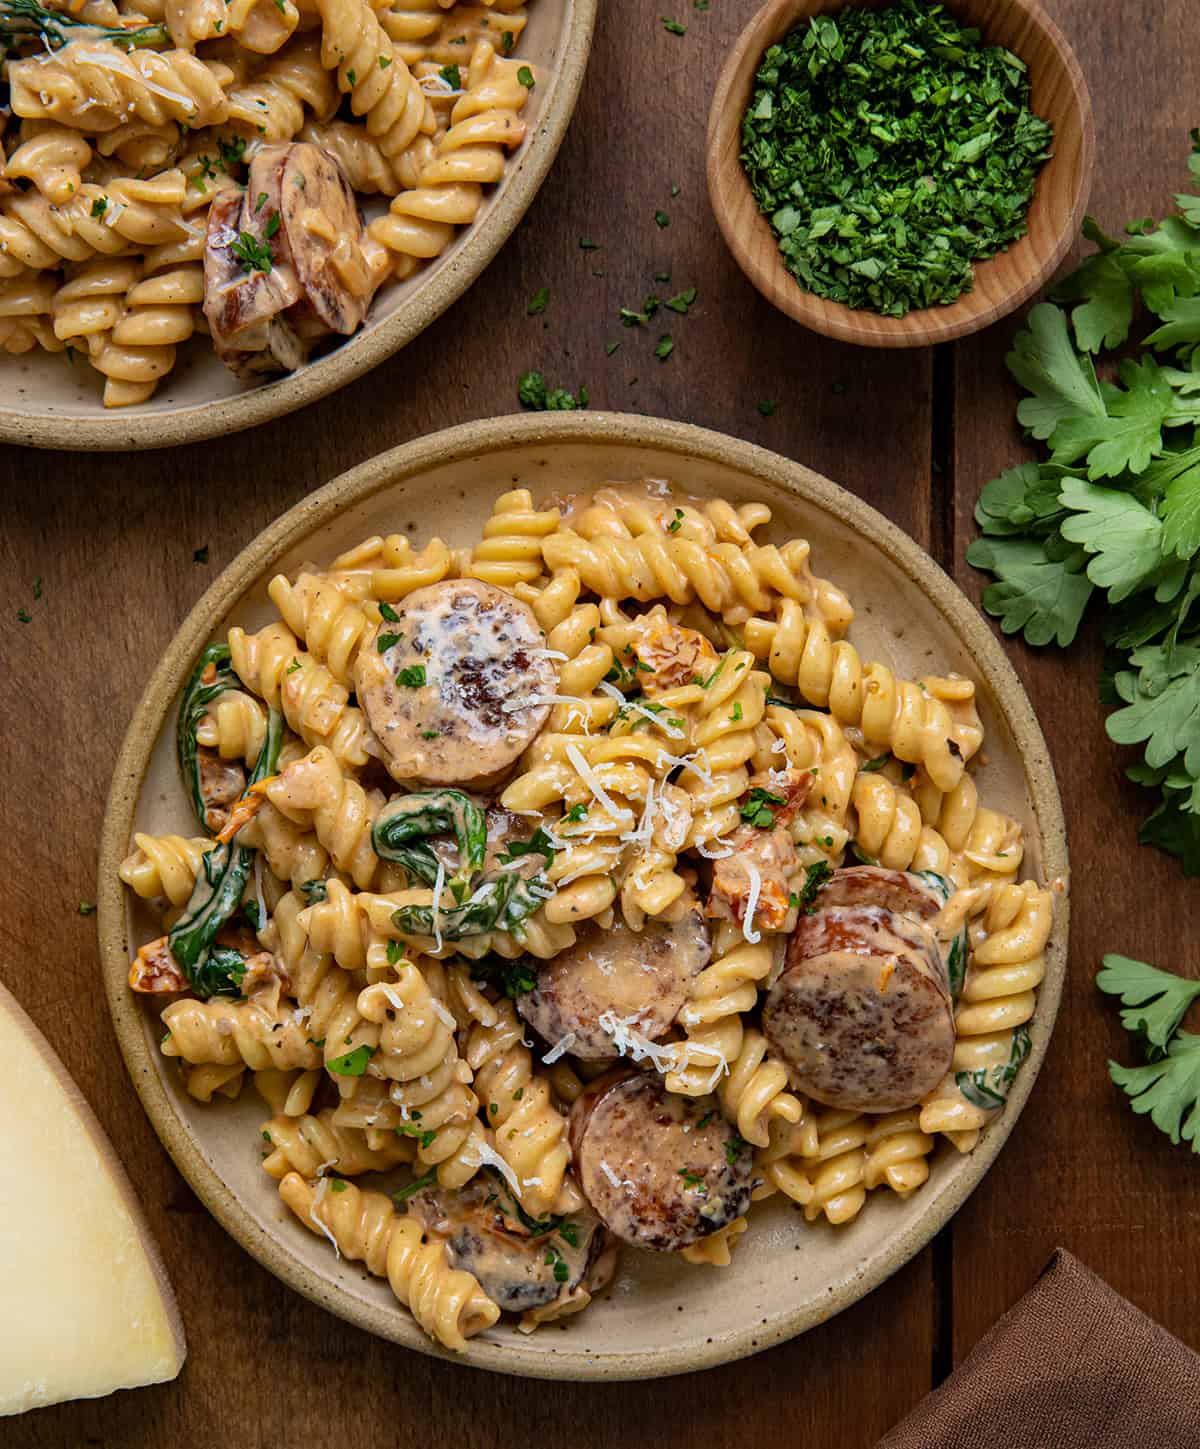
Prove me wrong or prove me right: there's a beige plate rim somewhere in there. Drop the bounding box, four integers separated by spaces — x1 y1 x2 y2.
0 0 597 453
97 411 1069 1380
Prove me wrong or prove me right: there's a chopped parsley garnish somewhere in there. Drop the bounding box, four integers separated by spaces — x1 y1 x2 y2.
500 29 515 53
662 16 686 35
580 236 601 250
517 370 588 411
395 1123 439 1149
654 334 675 361
286 657 301 674
421 729 438 739
725 1133 750 1165
379 601 401 622
379 54 391 69
298 878 327 904
757 399 778 417
563 803 588 824
517 65 535 89
78 901 96 917
264 210 281 239
798 859 834 911
376 631 402 652
16 608 31 623
696 1110 715 1129
665 287 697 314
192 545 209 564
395 665 426 688
740 786 785 828
327 1044 376 1076
254 191 267 212
654 209 670 228
217 136 246 170
527 286 550 315
678 1168 706 1193
90 197 107 219
860 753 891 773
667 508 684 533
346 67 357 85
329 1177 348 1193
730 701 743 722
740 0 1053 316
386 940 406 966
605 340 621 356
393 1170 438 1203
439 63 460 88
230 229 273 275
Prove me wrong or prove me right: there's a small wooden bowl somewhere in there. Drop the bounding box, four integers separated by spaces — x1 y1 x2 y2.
707 0 1095 348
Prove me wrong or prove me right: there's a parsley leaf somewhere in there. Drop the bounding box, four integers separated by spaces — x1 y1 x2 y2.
517 370 588 411
965 536 1094 647
1097 954 1200 1051
1110 1032 1200 1153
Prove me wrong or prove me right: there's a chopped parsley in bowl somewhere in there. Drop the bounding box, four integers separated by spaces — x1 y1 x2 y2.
740 0 1054 318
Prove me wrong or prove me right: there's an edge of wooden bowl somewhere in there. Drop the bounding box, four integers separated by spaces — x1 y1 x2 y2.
0 0 597 452
706 0 1096 348
97 411 1069 1379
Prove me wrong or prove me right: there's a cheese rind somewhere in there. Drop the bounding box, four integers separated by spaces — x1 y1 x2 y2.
0 982 186 1417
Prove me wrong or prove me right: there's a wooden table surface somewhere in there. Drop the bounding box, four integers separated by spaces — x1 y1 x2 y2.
4 2 1198 1444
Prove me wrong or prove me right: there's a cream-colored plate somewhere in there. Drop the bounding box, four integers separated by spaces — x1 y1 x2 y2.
1 2 595 452
98 413 1068 1380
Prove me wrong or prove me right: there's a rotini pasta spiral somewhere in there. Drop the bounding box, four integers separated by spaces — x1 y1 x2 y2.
862 1109 935 1197
0 271 64 354
229 621 372 769
466 488 559 588
464 999 578 1217
265 745 396 889
195 688 269 765
744 600 984 791
267 570 376 686
4 127 92 203
162 992 323 1072
91 252 202 406
8 43 232 132
260 1108 414 1178
119 831 215 906
920 880 1052 1151
223 38 339 142
279 1173 500 1349
368 39 528 270
314 0 431 155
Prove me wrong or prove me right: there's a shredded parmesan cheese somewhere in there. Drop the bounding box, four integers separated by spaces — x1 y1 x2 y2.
473 1139 522 1197
743 863 763 945
431 856 446 954
566 742 634 823
542 1033 577 1065
597 1010 675 1073
309 1179 341 1258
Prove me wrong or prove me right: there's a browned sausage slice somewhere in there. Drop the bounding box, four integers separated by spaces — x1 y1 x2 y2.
788 903 948 997
355 580 558 786
203 184 307 380
763 913 956 1112
569 1071 752 1251
275 142 382 338
812 864 948 920
405 1178 615 1315
517 910 710 1060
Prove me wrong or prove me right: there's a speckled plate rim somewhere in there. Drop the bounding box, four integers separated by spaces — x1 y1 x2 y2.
0 0 596 453
97 412 1069 1380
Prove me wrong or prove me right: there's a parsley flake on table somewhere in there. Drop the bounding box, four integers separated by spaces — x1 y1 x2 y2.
654 334 674 361
517 370 588 411
968 134 1200 873
740 0 1052 316
654 209 670 228
527 287 550 315
665 287 697 314
757 400 777 417
661 16 685 35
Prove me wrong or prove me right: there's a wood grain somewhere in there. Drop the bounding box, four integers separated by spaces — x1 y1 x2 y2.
0 0 1194 1444
707 0 1094 347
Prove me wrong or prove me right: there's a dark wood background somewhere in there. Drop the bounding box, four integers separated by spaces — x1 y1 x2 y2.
4 2 1198 1444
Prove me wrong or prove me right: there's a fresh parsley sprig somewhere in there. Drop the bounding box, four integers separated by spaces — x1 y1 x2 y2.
969 134 1200 874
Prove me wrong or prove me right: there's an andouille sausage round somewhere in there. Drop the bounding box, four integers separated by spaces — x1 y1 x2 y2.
355 580 558 786
569 1071 752 1251
763 907 956 1112
811 864 946 921
518 910 711 1060
405 1179 616 1314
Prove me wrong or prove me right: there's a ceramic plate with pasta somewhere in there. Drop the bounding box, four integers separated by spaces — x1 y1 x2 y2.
0 0 592 446
101 415 1068 1377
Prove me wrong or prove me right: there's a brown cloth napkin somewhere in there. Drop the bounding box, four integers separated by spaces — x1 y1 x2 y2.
878 1248 1200 1449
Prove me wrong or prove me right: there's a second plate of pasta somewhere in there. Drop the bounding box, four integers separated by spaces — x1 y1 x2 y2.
99 411 1068 1378
0 0 595 448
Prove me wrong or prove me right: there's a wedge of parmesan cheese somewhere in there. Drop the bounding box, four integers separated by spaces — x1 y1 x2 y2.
0 982 185 1417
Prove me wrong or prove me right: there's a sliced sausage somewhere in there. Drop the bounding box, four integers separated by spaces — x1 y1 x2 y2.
197 746 246 834
203 176 308 380
763 910 956 1112
787 904 948 996
274 142 382 338
405 1178 614 1314
569 1071 752 1251
355 580 558 787
812 864 948 921
517 910 710 1060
